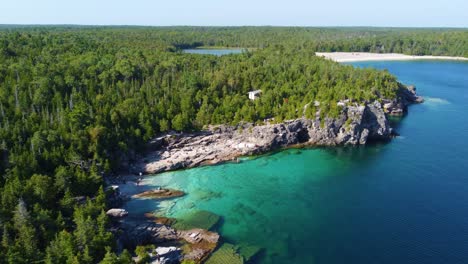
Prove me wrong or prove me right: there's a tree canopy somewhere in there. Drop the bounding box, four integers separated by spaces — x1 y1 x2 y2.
0 26 466 263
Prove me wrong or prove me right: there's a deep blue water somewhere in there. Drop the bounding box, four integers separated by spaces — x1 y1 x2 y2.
127 60 468 264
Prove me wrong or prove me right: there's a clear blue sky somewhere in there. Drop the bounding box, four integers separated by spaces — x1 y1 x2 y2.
2 0 467 27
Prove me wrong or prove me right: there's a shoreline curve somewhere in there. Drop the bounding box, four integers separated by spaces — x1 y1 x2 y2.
316 52 468 62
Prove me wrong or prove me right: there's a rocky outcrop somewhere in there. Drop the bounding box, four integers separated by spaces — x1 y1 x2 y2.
106 208 129 218
178 229 220 262
136 85 422 175
106 185 129 208
118 221 220 263
133 246 182 264
178 229 220 244
119 222 179 248
383 84 424 116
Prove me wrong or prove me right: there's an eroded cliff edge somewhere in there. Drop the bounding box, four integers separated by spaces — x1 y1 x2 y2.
136 84 423 175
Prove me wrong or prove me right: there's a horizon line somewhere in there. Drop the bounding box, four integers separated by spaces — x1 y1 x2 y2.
0 24 467 29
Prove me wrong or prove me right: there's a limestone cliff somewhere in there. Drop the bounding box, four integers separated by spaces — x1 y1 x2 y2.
136 84 422 174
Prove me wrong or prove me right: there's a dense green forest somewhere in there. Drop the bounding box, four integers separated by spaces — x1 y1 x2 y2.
0 27 466 263
2 26 467 56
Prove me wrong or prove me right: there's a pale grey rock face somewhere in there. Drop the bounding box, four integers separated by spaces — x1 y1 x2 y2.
119 222 178 248
117 222 219 263
135 84 421 175
359 129 370 145
155 246 179 255
152 247 181 264
383 84 424 116
106 208 128 218
114 84 423 264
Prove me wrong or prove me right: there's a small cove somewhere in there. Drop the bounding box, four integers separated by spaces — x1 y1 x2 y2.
125 60 468 264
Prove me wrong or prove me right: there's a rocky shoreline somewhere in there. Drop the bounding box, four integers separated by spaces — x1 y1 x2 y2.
134 84 423 175
316 52 468 62
108 84 423 263
106 182 254 263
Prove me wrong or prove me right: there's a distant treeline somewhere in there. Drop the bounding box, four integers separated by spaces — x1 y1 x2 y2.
1 26 466 56
0 27 465 263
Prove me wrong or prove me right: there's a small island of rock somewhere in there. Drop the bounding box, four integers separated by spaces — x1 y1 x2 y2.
132 188 185 199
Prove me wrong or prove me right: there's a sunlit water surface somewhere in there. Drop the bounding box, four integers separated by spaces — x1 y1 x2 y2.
126 60 468 264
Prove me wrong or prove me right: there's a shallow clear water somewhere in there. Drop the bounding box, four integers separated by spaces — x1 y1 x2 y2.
126 60 468 264
183 48 243 56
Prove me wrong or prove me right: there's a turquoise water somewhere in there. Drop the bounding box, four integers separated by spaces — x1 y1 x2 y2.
183 48 243 56
126 61 468 264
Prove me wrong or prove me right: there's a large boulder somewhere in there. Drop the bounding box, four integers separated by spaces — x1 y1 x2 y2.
106 208 128 218
152 247 181 264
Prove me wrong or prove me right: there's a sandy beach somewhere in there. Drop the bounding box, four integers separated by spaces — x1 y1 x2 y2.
316 52 468 62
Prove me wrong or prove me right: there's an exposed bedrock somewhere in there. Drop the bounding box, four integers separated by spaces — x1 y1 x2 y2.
134 85 422 175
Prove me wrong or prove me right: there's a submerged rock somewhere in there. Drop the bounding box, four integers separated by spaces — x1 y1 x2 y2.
116 84 424 262
145 213 177 226
172 210 220 231
192 190 223 201
132 189 185 199
237 243 262 262
205 243 244 264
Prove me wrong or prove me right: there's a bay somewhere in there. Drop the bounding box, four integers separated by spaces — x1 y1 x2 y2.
126 60 468 264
